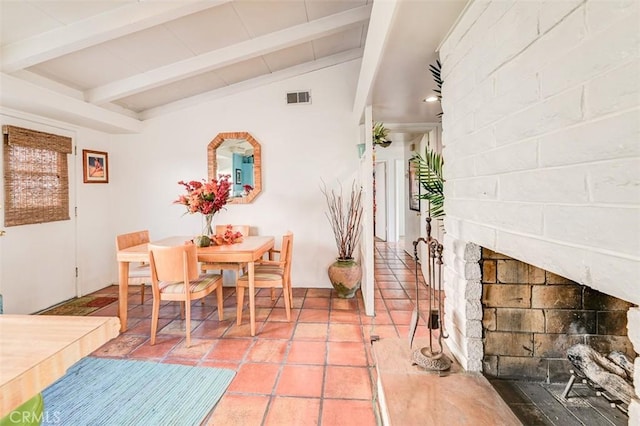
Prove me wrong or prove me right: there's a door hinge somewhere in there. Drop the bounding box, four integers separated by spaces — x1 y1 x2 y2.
75 267 78 278
75 206 77 217
74 146 77 155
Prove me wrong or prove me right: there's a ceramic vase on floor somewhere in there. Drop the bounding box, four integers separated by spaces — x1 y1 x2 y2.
327 258 362 298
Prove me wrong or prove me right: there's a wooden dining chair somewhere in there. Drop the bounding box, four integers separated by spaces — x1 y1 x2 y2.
256 235 294 305
236 232 293 325
200 224 250 279
148 243 224 347
116 230 151 304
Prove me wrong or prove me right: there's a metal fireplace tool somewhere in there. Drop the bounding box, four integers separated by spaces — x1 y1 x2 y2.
408 217 451 371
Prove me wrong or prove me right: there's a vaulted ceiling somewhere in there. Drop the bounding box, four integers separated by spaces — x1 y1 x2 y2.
0 0 466 134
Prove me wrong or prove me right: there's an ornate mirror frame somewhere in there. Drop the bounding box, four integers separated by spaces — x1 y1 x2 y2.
207 131 262 204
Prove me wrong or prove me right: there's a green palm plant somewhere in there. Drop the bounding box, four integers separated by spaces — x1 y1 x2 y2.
429 60 443 119
410 147 444 218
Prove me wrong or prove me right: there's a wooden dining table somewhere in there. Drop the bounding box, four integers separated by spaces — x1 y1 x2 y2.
116 235 275 336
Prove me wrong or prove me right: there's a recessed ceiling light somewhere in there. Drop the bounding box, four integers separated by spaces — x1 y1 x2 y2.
423 96 438 103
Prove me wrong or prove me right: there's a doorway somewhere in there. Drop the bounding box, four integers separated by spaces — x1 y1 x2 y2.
374 161 387 241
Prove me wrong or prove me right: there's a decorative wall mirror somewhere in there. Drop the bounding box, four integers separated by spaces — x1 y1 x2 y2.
208 131 262 204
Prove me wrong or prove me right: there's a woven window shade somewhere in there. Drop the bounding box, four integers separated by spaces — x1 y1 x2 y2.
3 125 72 227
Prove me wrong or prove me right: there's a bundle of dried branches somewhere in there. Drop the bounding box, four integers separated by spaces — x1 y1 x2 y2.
321 182 363 260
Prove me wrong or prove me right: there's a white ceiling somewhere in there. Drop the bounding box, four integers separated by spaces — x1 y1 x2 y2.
0 0 466 133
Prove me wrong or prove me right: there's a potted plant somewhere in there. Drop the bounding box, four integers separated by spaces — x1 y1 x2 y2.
321 182 364 298
373 122 392 147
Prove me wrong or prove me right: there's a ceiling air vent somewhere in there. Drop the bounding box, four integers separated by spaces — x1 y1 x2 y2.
286 91 311 105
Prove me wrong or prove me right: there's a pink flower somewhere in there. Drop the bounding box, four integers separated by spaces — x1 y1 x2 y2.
174 175 231 216
212 225 243 245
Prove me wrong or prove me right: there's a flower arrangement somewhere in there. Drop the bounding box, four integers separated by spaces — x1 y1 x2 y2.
212 225 244 245
175 176 231 215
174 175 231 237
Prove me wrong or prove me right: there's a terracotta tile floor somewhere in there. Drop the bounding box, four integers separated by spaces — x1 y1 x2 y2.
48 240 427 425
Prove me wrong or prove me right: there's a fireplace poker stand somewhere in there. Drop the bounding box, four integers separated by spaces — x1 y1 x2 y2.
409 217 451 372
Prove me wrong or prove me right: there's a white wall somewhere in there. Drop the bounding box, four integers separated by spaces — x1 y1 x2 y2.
439 0 640 375
108 61 362 289
75 127 116 295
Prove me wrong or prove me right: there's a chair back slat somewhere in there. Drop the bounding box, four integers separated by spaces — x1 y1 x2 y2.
282 232 294 275
149 244 199 283
116 230 150 250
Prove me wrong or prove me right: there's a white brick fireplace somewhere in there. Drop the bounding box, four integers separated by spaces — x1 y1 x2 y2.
438 0 639 420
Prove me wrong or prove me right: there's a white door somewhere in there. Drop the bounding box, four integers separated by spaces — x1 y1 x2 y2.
0 116 77 314
374 161 387 241
395 159 405 240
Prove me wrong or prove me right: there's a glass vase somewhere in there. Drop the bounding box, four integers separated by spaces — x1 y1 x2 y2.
202 213 214 236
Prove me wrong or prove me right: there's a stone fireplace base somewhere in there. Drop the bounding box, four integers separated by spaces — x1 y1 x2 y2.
480 248 635 382
443 235 639 424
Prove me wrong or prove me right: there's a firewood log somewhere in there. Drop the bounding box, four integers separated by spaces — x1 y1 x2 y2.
567 344 634 405
607 350 634 380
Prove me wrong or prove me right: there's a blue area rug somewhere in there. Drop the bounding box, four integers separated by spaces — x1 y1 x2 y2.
41 357 235 426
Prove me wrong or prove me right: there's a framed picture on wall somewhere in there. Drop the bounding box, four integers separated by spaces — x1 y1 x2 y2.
408 160 420 211
82 149 109 183
235 168 242 185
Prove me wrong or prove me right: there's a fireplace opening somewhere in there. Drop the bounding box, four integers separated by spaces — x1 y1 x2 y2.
479 248 637 423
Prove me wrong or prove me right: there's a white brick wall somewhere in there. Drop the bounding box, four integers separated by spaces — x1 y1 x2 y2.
439 0 640 388
538 110 640 166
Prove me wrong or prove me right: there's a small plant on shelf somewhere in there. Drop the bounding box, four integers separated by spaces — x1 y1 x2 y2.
373 122 392 147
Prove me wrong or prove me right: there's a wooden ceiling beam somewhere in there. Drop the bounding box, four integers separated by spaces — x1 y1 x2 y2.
140 48 364 120
352 0 399 124
0 73 143 134
1 1 230 73
85 5 372 105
